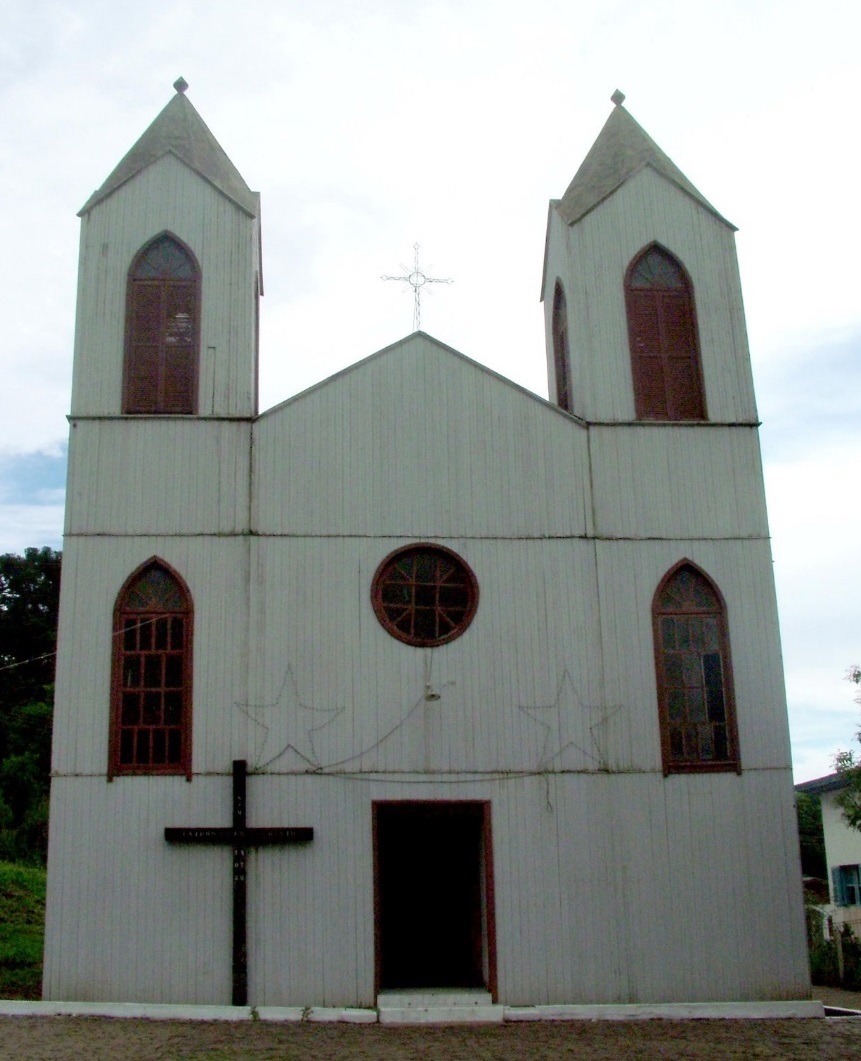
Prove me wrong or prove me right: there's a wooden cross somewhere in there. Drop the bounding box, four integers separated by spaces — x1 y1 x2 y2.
165 759 313 1006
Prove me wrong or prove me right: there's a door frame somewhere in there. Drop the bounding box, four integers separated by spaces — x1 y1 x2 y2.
372 800 497 1001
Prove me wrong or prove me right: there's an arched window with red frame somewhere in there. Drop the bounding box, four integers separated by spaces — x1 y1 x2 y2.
110 559 193 779
625 245 705 421
653 561 739 775
124 233 200 414
552 280 572 413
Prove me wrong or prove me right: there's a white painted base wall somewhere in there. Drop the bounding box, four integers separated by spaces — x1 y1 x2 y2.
43 769 809 1008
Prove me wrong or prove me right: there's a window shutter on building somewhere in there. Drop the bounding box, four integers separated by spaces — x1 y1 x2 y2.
552 282 572 413
833 866 846 906
124 235 199 414
626 246 705 421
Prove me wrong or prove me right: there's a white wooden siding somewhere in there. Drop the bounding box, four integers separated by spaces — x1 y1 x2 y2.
543 167 758 425
46 88 811 1010
254 335 591 540
51 536 253 777
589 423 770 539
594 537 792 773
44 769 808 1006
64 420 251 535
71 154 257 418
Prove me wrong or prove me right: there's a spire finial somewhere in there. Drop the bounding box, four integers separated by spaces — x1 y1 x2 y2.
174 77 189 94
611 89 625 106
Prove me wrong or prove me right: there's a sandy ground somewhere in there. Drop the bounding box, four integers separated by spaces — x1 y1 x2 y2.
815 984 861 1010
1 1011 860 1061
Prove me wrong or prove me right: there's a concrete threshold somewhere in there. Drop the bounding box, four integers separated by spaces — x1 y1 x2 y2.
377 988 503 1024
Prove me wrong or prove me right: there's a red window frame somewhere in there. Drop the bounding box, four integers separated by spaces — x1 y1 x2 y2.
371 544 479 647
552 281 572 413
652 561 740 775
109 559 193 779
625 244 706 421
123 233 200 414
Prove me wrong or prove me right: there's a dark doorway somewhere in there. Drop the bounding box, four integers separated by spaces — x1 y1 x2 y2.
374 802 495 993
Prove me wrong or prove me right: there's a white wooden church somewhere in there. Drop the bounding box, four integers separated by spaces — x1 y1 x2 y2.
44 82 810 1013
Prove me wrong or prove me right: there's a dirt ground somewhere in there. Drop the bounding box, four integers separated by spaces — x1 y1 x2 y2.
0 1012 859 1061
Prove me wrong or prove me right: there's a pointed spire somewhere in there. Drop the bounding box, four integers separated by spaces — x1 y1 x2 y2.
556 94 733 229
79 82 257 216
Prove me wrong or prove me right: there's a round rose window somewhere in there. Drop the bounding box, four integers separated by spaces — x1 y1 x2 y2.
371 544 479 646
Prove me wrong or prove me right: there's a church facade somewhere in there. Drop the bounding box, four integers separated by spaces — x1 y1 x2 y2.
43 85 809 1009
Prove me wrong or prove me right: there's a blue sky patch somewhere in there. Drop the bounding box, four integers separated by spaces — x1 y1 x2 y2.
0 446 68 505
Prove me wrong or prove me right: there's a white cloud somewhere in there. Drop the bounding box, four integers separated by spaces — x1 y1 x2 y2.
0 505 64 556
3 0 860 781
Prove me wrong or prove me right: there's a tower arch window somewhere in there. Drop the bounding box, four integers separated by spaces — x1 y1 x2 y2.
625 245 705 421
124 234 199 414
552 281 572 413
110 559 193 778
653 562 739 775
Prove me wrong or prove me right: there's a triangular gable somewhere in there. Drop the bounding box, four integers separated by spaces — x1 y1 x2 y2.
253 331 591 539
257 331 586 425
79 89 258 217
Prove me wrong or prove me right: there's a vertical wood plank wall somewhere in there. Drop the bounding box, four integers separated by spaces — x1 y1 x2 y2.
46 333 808 1005
45 145 809 1006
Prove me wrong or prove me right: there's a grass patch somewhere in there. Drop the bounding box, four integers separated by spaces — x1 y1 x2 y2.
0 860 45 999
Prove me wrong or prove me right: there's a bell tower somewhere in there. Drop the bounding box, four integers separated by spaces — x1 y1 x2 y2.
70 79 260 420
541 92 757 426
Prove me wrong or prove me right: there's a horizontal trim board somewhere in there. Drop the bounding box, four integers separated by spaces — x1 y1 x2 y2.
52 764 793 780
67 414 760 429
4 999 823 1022
61 532 772 542
69 416 255 423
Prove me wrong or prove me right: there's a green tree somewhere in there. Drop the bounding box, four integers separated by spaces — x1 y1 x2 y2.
833 666 861 832
0 548 61 863
796 791 827 879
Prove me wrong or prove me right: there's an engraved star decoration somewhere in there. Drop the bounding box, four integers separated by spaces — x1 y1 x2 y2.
518 669 624 773
236 665 346 771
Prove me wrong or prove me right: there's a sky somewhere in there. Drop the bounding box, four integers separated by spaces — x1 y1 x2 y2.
2 0 859 783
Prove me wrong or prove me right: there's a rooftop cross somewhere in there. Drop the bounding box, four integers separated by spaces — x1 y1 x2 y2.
382 243 453 332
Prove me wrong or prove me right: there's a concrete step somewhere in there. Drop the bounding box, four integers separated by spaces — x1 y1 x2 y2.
377 988 503 1024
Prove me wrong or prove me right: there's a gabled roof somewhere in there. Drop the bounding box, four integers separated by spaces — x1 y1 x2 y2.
796 771 850 795
555 98 734 230
257 331 586 426
79 84 257 217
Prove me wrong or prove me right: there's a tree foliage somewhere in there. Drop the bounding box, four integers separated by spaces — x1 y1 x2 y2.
796 791 827 879
833 666 861 832
0 548 61 863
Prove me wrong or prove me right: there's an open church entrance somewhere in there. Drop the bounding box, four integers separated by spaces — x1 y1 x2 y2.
374 801 496 996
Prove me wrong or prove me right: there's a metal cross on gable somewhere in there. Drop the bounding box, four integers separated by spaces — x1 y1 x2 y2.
382 243 453 332
165 760 313 1006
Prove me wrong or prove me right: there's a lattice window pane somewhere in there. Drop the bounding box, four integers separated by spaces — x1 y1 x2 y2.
112 563 191 776
372 545 479 647
654 564 737 773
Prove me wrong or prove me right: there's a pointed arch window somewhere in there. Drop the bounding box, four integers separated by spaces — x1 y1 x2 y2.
653 562 739 774
124 234 199 414
625 246 705 420
110 560 193 778
552 281 572 413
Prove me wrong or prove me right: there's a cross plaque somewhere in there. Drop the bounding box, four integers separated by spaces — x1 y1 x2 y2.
165 759 313 1006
